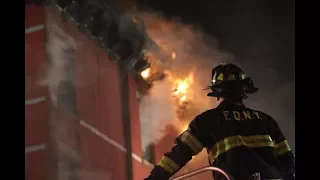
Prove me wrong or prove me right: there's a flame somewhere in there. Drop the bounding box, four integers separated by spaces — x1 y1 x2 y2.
172 73 194 97
179 95 187 102
141 68 150 79
176 82 188 94
133 12 212 171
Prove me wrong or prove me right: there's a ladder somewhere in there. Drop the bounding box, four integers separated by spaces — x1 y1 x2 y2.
169 166 232 180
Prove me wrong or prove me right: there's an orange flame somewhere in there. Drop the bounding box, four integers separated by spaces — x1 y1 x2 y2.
141 68 150 79
172 72 194 98
179 95 187 102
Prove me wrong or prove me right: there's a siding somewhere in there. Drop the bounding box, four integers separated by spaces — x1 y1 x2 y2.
26 5 157 180
25 5 49 180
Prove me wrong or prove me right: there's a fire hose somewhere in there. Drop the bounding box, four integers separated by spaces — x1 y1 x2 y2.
169 166 232 180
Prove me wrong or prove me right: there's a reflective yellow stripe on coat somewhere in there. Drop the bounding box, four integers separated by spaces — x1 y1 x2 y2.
275 140 291 155
208 135 275 163
179 131 203 155
157 156 180 174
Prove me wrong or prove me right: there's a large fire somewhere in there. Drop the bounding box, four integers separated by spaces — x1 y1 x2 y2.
171 72 194 102
136 12 212 177
140 50 196 134
136 11 207 136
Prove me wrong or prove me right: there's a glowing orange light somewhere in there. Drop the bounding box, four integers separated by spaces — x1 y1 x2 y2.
180 95 187 102
172 52 176 60
141 68 150 79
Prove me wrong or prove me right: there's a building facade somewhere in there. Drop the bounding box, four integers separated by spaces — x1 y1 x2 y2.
25 5 50 180
25 4 154 180
25 3 212 180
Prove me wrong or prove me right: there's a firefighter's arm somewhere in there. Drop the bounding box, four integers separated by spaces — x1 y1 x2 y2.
269 117 295 175
145 115 210 180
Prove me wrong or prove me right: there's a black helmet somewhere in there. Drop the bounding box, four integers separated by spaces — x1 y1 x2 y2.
207 63 258 99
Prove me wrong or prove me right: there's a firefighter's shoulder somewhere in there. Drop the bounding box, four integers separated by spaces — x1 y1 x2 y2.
245 107 276 122
191 108 219 126
196 108 219 119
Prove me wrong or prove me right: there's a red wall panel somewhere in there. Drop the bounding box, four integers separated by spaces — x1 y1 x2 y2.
50 106 80 151
128 75 152 180
25 43 47 99
25 30 44 48
128 76 143 156
25 5 49 145
74 39 101 131
25 6 45 28
25 5 49 180
25 150 47 180
132 159 152 180
25 100 49 146
25 44 45 78
80 125 127 180
97 47 124 146
25 15 47 99
68 21 124 146
46 6 157 180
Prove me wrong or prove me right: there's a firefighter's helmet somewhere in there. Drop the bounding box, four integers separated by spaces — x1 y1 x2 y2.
207 63 258 99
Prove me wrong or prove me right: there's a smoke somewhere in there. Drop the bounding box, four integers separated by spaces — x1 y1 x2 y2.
138 79 177 148
134 10 234 152
43 24 76 106
43 8 117 180
42 8 79 180
42 8 98 105
41 6 294 176
134 9 294 153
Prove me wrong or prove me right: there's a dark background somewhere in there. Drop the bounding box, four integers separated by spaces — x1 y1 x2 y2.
139 0 295 81
139 0 295 149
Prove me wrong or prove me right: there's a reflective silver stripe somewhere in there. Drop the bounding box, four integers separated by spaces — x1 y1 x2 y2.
80 120 154 167
25 24 44 34
25 144 46 153
25 96 46 105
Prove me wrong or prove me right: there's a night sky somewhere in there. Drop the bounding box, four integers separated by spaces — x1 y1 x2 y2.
138 0 295 149
139 0 294 79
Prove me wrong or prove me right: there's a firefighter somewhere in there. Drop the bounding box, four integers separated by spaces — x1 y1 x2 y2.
144 63 295 180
